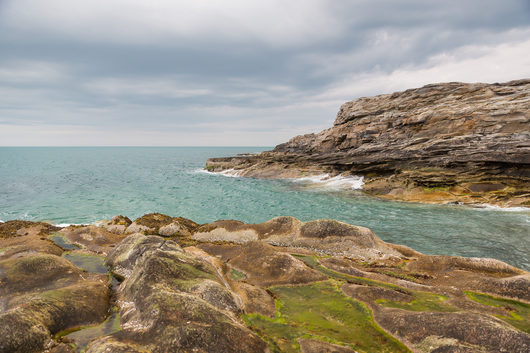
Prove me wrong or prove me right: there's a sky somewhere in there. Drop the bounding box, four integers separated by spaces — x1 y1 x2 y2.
1 0 529 146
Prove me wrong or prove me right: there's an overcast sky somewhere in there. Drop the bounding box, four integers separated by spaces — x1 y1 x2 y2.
1 0 529 146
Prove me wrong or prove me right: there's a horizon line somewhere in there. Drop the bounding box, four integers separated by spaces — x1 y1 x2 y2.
0 145 273 148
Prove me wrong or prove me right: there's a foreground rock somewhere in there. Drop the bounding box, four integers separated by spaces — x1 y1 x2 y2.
86 234 266 353
1 214 529 352
0 221 110 353
206 79 530 207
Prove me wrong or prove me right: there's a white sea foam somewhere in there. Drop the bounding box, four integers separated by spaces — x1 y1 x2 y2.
54 223 75 227
53 222 89 227
470 204 530 213
196 168 243 177
290 173 364 190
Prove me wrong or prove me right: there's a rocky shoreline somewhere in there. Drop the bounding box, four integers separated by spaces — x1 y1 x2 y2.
206 79 530 208
1 213 529 353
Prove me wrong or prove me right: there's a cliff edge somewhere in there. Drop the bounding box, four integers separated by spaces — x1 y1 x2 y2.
206 79 530 207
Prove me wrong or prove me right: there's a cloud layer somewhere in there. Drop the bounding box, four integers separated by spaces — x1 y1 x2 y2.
1 0 529 145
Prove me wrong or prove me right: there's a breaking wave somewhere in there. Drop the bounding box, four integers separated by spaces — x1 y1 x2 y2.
289 174 364 190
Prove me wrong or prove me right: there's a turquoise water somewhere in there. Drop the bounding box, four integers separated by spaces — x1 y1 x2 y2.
1 147 528 270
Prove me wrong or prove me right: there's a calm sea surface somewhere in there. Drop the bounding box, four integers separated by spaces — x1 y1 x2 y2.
1 147 528 270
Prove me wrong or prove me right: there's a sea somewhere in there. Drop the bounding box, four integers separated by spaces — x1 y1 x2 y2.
1 146 529 270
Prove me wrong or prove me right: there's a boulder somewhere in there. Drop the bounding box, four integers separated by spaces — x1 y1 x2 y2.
100 215 132 234
125 213 198 236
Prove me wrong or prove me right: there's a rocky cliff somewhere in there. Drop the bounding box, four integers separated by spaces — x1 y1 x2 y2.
1 214 529 353
206 79 530 206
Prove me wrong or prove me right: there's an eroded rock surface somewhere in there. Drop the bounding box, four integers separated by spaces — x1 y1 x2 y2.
123 213 199 236
193 217 402 262
206 79 530 207
96 233 267 353
1 214 529 353
0 222 110 353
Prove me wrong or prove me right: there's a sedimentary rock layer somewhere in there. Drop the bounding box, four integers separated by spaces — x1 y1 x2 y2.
206 79 530 206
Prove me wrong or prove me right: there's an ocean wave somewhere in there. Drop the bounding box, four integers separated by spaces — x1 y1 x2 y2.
470 204 530 213
54 223 79 227
47 222 90 227
195 168 243 177
290 174 364 190
0 219 88 227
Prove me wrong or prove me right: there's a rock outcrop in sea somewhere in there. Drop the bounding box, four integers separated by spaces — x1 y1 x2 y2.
206 79 530 207
1 213 529 352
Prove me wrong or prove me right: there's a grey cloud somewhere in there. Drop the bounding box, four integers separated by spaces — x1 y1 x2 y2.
0 0 529 145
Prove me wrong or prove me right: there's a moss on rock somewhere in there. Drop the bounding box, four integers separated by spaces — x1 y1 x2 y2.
244 280 410 353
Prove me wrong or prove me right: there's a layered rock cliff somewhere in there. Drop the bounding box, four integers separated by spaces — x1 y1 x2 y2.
206 79 530 206
1 214 529 353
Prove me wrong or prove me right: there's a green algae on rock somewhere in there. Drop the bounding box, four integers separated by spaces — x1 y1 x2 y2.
49 233 81 250
376 291 457 313
56 306 121 353
1 213 529 352
244 280 410 353
63 252 108 274
465 291 530 334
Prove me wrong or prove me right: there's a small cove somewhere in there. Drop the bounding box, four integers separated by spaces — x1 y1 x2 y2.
1 147 528 270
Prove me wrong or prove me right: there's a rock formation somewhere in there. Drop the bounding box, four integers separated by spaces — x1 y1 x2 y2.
206 79 530 207
1 213 529 352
